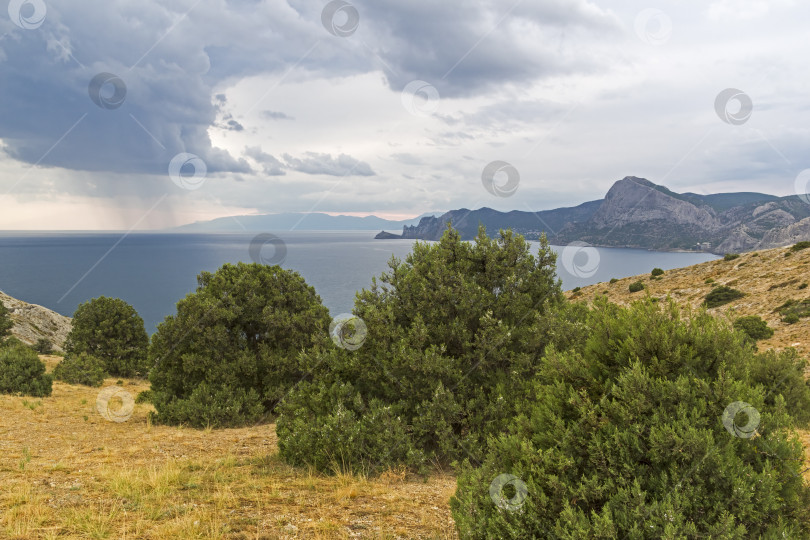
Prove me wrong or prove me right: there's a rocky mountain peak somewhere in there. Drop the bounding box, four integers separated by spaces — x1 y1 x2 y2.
590 176 719 230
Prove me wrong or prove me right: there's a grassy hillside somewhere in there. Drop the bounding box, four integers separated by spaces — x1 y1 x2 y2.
0 356 456 539
5 245 810 538
565 243 810 357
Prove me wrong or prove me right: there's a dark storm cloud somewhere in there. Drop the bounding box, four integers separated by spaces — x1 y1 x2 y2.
357 0 620 97
0 0 619 183
0 0 333 180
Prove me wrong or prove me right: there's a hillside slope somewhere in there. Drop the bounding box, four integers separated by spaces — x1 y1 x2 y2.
0 290 71 351
565 244 810 357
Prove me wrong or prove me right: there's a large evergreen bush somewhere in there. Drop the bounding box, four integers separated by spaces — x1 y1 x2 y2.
148 262 331 428
277 226 570 474
451 298 810 537
65 296 149 377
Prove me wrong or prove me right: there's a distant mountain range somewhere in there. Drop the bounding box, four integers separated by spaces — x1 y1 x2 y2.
376 177 810 254
173 212 442 232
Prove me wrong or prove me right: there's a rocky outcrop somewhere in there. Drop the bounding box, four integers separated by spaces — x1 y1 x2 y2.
758 216 810 249
0 290 71 351
374 231 402 239
590 177 719 230
714 227 759 254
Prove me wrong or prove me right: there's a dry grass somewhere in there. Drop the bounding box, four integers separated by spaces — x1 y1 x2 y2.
0 357 457 539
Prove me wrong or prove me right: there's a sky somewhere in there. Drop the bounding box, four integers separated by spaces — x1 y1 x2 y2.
1 0 809 230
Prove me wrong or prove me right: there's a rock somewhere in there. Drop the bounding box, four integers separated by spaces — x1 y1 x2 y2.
758 216 810 250
589 177 719 230
0 290 71 351
374 231 402 239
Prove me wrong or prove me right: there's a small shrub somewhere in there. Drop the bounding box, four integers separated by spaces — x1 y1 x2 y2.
571 286 581 293
609 278 618 284
0 302 12 340
751 252 759 257
769 278 800 291
785 252 792 258
775 299 810 322
800 283 808 290
628 281 644 293
791 241 810 252
1 336 25 349
53 353 106 387
784 313 800 324
705 277 715 284
33 338 53 355
135 390 153 404
651 267 664 277
733 315 774 342
724 253 740 261
704 285 745 308
0 345 52 397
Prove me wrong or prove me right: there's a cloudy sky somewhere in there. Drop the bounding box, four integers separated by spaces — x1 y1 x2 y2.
1 0 809 230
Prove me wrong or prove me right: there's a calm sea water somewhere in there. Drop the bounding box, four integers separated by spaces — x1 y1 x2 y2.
0 232 718 333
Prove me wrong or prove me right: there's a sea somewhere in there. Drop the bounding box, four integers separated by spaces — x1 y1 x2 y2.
0 231 718 333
